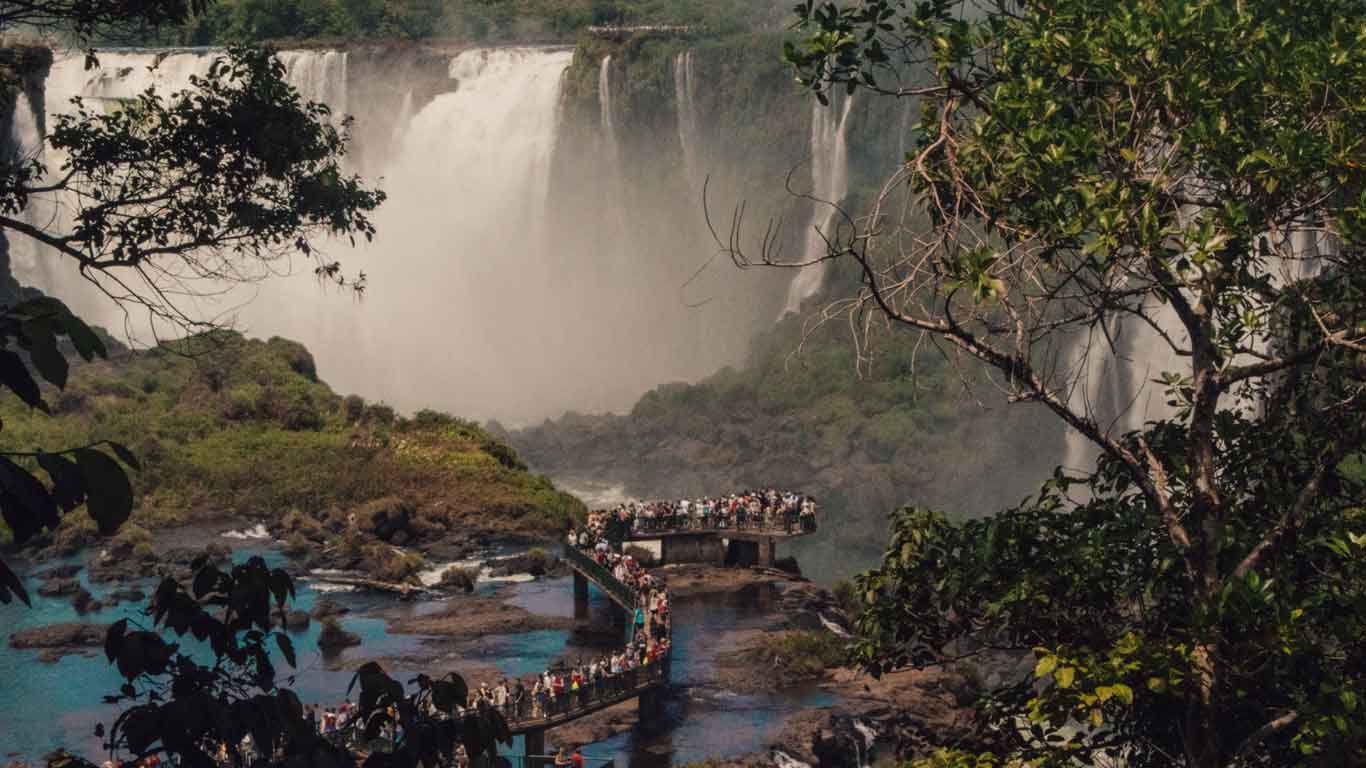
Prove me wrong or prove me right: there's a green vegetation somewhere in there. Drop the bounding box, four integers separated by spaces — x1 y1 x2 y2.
786 0 1366 765
515 299 1061 564
747 629 847 681
0 331 585 550
121 0 792 46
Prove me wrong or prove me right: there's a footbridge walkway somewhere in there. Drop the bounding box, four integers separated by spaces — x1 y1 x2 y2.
499 509 818 764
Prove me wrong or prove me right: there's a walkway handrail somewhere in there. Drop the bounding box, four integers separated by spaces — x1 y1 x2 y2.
502 661 668 731
562 545 638 609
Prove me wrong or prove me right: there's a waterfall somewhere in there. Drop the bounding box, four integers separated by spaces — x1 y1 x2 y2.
598 55 615 139
8 90 55 291
782 94 855 317
673 50 700 188
26 45 793 423
278 50 349 121
852 719 877 768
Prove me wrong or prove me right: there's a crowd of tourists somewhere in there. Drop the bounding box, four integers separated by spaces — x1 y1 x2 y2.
591 489 817 536
112 490 817 767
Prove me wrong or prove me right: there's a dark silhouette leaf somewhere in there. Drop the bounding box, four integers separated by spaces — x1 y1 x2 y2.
0 349 50 412
0 455 59 541
0 557 30 606
106 441 142 472
38 452 87 512
76 448 133 535
275 632 296 668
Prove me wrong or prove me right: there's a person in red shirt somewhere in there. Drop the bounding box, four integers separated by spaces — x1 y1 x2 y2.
571 747 585 768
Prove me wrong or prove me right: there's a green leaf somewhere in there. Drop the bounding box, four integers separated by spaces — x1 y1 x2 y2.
1035 654 1058 678
1056 667 1076 688
76 448 133 536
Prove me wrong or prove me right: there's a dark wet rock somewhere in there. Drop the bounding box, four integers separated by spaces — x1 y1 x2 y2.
37 577 81 597
774 556 802 576
436 565 477 593
788 611 827 632
568 622 623 649
107 587 146 605
71 587 102 614
284 610 311 630
310 598 350 620
36 563 81 580
486 552 544 578
9 622 108 652
317 620 362 649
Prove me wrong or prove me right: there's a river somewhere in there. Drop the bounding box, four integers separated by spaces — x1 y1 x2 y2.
0 531 837 765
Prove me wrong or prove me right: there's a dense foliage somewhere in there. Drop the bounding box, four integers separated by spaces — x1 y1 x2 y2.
87 555 508 767
117 0 793 45
0 332 585 554
779 0 1366 766
0 0 383 604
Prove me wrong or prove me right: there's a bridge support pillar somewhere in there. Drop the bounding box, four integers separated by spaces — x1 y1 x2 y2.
524 727 546 768
757 537 776 568
573 571 589 618
638 686 665 719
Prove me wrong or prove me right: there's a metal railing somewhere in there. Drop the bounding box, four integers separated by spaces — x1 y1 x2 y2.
623 511 818 537
499 662 669 730
562 545 638 608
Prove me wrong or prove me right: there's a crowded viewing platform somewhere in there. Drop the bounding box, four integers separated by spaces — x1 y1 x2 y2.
586 489 818 539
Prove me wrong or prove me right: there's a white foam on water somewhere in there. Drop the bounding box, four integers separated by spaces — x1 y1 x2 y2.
772 750 812 768
221 523 270 540
819 614 850 637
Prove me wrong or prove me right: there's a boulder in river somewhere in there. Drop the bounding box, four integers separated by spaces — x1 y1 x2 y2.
106 587 146 605
284 610 311 630
310 598 350 620
36 563 82 580
9 622 108 656
37 577 81 598
317 618 361 649
71 587 103 614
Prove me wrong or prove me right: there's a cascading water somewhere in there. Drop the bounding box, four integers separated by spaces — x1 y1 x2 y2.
34 49 355 341
24 44 795 422
7 90 54 291
598 54 615 139
782 94 855 317
673 50 700 188
278 50 348 119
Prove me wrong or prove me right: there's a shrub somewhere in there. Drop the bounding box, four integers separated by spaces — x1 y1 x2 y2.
282 397 323 431
750 631 848 679
365 403 395 425
831 579 860 616
283 532 312 558
343 394 366 423
111 523 154 559
267 337 318 381
438 565 477 593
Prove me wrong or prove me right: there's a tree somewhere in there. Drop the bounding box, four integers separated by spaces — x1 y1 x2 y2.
0 2 384 604
739 0 1366 766
93 555 508 767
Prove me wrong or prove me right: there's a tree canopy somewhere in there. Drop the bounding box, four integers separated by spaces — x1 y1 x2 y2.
765 0 1366 765
0 4 382 605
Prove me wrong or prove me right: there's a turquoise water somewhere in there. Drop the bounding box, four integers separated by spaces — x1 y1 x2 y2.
2 546 839 766
0 546 424 762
